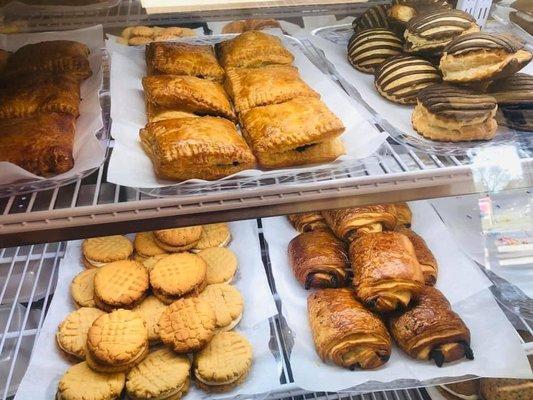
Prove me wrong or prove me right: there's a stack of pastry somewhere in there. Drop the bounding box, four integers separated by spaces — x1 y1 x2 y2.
119 25 196 46
347 5 532 141
0 40 93 176
286 203 473 370
57 223 254 400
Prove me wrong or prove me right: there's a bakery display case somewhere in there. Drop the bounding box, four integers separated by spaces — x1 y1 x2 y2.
0 1 532 399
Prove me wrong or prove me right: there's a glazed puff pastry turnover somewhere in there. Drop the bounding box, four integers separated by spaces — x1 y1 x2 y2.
349 231 425 312
225 65 319 113
142 75 236 122
0 73 80 118
140 116 256 181
216 30 294 68
308 288 391 370
145 42 225 82
3 40 91 80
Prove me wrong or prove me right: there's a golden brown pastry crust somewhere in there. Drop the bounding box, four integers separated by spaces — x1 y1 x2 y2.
389 286 472 366
308 288 391 370
240 96 343 152
0 113 75 176
221 19 282 34
0 73 80 118
322 205 397 241
145 102 198 123
142 75 236 122
288 231 349 289
3 40 91 80
216 30 294 68
225 65 319 113
396 227 438 285
349 231 425 312
394 202 412 227
139 116 256 181
145 42 224 81
287 212 329 233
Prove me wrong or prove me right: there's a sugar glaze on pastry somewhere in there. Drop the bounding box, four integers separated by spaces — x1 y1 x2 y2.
347 28 403 73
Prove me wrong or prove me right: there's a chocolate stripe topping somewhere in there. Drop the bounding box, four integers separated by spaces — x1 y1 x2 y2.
352 5 391 32
417 84 497 121
444 32 524 55
488 73 533 105
374 55 441 103
348 29 403 72
406 9 477 39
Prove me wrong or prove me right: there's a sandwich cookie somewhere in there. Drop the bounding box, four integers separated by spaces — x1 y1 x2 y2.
93 260 149 312
81 235 133 269
412 83 498 142
192 223 232 252
347 28 403 73
56 361 125 400
193 331 253 393
153 226 202 252
56 307 105 360
126 348 191 400
141 253 169 271
440 32 532 83
132 296 168 343
158 297 216 353
198 283 244 331
198 247 238 285
70 268 97 308
352 5 391 33
133 231 167 262
404 9 479 54
149 253 207 304
488 73 533 132
86 309 149 373
374 55 441 104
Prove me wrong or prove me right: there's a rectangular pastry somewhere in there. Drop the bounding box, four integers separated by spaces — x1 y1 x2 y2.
0 113 76 176
216 31 294 68
0 73 81 118
139 116 256 181
2 40 91 80
145 102 198 123
145 42 225 81
225 65 319 113
142 75 236 122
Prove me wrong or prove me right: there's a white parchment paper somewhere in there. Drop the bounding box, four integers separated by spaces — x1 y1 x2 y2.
105 32 388 188
261 201 532 392
0 25 107 185
15 219 280 400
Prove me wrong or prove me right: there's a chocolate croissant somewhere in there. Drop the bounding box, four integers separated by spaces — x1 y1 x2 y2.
396 227 438 285
389 286 473 367
322 205 397 241
288 231 349 289
287 212 328 233
349 231 424 312
308 288 391 370
394 203 412 227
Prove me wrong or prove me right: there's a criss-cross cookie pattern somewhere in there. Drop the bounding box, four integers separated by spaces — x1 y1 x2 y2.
94 261 149 306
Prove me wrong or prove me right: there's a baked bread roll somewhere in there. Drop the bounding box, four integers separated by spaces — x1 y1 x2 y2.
308 288 391 370
288 231 349 289
396 227 437 285
322 205 397 241
389 286 473 366
287 212 328 233
480 378 533 400
352 5 391 33
394 202 412 227
412 83 498 142
347 28 403 73
440 32 532 83
374 55 441 105
349 231 424 312
404 9 479 54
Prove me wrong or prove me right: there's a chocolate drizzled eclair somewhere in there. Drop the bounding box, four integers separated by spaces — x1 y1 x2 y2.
347 28 403 73
404 9 479 54
352 5 391 32
440 32 532 82
412 83 498 142
374 55 441 104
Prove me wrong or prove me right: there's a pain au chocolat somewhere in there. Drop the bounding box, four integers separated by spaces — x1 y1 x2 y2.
412 83 498 142
404 9 479 54
347 28 403 73
374 55 441 104
352 5 391 32
440 32 532 83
